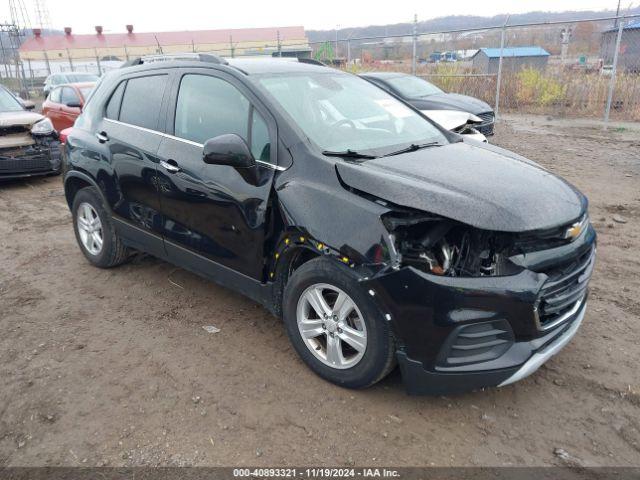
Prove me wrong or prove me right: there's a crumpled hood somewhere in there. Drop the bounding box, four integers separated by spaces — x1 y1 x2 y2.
336 141 586 232
409 93 492 115
0 110 44 128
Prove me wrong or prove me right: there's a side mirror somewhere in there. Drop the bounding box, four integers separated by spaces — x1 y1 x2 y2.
203 134 255 168
23 100 36 110
66 101 82 109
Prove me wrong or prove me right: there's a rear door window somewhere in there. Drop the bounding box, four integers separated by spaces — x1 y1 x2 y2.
119 75 168 130
61 87 80 105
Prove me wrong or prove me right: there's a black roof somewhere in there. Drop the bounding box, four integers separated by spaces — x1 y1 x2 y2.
120 54 332 76
359 72 408 80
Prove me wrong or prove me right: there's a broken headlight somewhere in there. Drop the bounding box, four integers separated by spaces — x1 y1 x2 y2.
31 117 55 136
384 213 520 277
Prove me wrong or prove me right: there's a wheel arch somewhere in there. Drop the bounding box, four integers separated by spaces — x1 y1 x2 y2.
271 243 322 318
63 171 107 211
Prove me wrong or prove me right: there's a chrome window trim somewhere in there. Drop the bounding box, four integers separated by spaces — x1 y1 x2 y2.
103 118 286 171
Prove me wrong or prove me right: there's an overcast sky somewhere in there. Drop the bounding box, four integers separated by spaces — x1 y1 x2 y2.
0 0 632 34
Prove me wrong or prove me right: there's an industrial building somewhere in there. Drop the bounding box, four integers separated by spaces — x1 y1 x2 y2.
472 46 550 74
18 25 311 64
601 20 640 72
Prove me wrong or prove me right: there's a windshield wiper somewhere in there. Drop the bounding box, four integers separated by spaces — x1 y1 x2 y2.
382 142 442 157
322 149 378 160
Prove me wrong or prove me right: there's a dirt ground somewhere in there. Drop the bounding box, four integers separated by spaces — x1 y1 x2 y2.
1 115 639 467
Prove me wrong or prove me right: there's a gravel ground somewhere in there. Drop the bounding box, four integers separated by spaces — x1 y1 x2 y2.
1 116 639 467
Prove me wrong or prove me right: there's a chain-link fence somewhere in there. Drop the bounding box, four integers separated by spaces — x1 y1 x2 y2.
315 14 640 123
2 14 639 124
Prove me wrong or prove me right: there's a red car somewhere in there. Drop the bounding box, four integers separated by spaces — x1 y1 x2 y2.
42 82 95 131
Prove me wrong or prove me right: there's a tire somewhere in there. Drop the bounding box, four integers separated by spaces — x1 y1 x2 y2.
282 256 395 389
71 186 130 268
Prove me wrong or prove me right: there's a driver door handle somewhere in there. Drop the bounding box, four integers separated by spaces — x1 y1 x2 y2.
160 159 181 173
95 131 109 143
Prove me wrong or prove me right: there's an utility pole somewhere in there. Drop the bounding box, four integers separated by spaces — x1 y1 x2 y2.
614 0 622 27
560 27 572 65
277 30 282 57
0 33 9 78
604 16 625 127
335 25 340 59
494 15 510 119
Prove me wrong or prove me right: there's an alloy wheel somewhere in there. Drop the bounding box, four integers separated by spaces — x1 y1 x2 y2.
296 283 367 369
77 202 103 256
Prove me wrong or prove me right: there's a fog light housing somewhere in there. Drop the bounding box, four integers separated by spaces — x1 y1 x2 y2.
436 319 514 368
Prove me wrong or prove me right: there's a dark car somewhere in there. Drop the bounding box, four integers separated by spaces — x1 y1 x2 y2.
0 85 61 181
62 54 595 395
360 72 495 136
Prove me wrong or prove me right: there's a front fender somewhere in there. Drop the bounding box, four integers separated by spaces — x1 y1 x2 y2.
275 159 394 266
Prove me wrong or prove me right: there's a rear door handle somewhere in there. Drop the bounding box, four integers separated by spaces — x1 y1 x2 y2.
95 131 109 143
160 159 181 173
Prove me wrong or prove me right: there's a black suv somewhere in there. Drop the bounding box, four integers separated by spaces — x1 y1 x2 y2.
63 54 595 395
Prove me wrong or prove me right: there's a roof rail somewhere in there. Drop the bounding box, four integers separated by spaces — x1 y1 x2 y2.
297 58 327 67
120 52 228 68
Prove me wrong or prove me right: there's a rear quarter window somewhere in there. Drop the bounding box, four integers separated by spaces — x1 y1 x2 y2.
105 81 126 120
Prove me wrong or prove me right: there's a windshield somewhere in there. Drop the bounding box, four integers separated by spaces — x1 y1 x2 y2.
386 75 444 98
0 87 23 112
256 72 447 155
66 74 99 83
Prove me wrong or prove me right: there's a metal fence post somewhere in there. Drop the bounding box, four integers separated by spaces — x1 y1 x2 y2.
66 48 74 71
95 48 102 75
43 50 51 75
347 39 351 65
494 20 508 120
27 58 33 90
411 14 418 75
604 16 624 127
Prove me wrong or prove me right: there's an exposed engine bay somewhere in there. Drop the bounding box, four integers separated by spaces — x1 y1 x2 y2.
382 211 580 277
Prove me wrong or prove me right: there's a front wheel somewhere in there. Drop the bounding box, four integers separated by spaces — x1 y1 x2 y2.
282 257 395 389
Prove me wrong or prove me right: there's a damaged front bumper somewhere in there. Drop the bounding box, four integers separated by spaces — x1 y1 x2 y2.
361 228 596 395
0 136 62 180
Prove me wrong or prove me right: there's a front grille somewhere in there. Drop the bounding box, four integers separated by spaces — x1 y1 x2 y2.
437 319 514 367
0 154 52 173
476 111 495 135
536 246 595 330
0 125 30 136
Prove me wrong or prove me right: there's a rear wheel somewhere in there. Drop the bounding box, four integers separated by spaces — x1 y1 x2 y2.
72 187 130 268
283 257 395 389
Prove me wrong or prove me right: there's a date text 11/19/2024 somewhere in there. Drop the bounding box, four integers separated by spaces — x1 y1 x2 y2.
233 468 401 478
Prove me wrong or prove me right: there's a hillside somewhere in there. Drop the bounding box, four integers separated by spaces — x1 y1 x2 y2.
307 7 640 42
